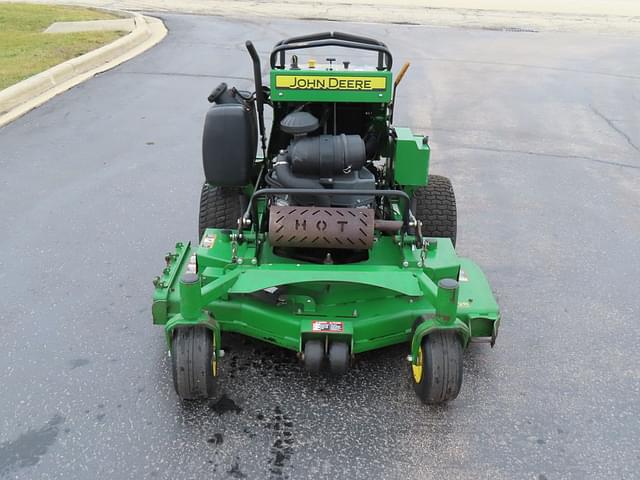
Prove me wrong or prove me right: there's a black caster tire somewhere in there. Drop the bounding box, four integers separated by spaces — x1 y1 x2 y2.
172 326 217 400
412 331 463 404
303 340 324 373
328 342 350 376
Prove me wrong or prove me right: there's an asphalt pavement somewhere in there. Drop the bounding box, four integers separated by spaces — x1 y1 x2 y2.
1 13 639 480
31 0 640 34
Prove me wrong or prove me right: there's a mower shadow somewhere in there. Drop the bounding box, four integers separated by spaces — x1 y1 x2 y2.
220 332 409 379
169 332 490 421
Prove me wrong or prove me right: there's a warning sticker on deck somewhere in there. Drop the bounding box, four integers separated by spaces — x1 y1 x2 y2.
200 234 216 249
312 321 344 333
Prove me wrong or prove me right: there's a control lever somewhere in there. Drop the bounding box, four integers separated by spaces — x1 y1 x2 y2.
390 62 410 123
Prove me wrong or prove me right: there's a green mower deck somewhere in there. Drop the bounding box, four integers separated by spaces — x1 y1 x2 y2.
151 32 500 404
153 234 499 353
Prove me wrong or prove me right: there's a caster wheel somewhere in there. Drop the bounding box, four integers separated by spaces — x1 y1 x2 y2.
303 340 324 373
328 342 350 376
171 326 218 400
412 331 462 404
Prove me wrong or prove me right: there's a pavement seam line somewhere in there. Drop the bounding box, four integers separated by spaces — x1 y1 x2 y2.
439 142 640 170
589 104 640 155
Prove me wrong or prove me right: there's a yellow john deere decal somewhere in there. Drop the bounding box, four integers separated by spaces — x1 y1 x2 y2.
275 75 387 91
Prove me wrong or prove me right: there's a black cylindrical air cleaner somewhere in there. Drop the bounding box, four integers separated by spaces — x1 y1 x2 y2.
289 134 366 177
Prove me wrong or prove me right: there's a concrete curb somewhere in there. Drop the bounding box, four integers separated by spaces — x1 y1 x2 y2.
0 12 167 127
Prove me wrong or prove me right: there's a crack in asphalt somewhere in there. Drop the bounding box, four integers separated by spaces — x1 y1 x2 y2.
590 104 640 154
406 56 640 82
115 71 254 81
440 142 640 170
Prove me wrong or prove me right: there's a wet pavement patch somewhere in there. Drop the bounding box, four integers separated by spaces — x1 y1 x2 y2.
68 358 90 369
207 433 224 445
261 405 295 477
227 458 247 478
0 414 64 476
210 394 242 415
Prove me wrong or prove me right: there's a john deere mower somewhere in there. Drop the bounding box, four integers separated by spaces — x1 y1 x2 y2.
152 32 500 404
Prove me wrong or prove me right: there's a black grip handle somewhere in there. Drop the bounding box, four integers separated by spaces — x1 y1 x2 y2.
245 41 266 152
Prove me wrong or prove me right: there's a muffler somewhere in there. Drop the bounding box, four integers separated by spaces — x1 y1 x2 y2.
268 206 375 249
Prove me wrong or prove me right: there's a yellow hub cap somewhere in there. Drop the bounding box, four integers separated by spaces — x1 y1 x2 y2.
412 347 423 383
211 340 218 377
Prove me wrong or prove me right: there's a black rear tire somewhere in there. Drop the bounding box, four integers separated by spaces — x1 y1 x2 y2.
413 175 457 247
198 183 243 239
172 326 217 400
412 331 463 404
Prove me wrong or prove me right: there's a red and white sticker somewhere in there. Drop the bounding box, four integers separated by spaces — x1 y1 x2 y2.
185 253 197 274
200 233 217 249
312 321 344 333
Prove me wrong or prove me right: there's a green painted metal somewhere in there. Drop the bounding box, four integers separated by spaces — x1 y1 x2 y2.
152 242 190 325
152 229 500 357
411 317 471 361
153 41 501 377
180 275 202 320
435 279 459 323
393 127 430 186
270 68 392 103
230 267 423 297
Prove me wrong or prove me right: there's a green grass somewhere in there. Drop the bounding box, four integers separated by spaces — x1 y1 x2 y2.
0 3 124 90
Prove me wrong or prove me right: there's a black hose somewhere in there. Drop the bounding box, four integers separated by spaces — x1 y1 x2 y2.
273 156 330 206
265 172 283 187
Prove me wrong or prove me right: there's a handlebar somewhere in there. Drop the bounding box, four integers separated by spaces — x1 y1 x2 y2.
270 31 393 71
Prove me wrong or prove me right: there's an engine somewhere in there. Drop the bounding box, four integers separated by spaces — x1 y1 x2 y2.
261 111 382 259
201 85 391 262
267 111 376 208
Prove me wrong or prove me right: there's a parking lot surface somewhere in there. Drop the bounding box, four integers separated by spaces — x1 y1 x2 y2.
1 13 639 480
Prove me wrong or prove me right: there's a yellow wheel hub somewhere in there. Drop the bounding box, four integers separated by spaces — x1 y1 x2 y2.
412 346 423 383
211 341 218 377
